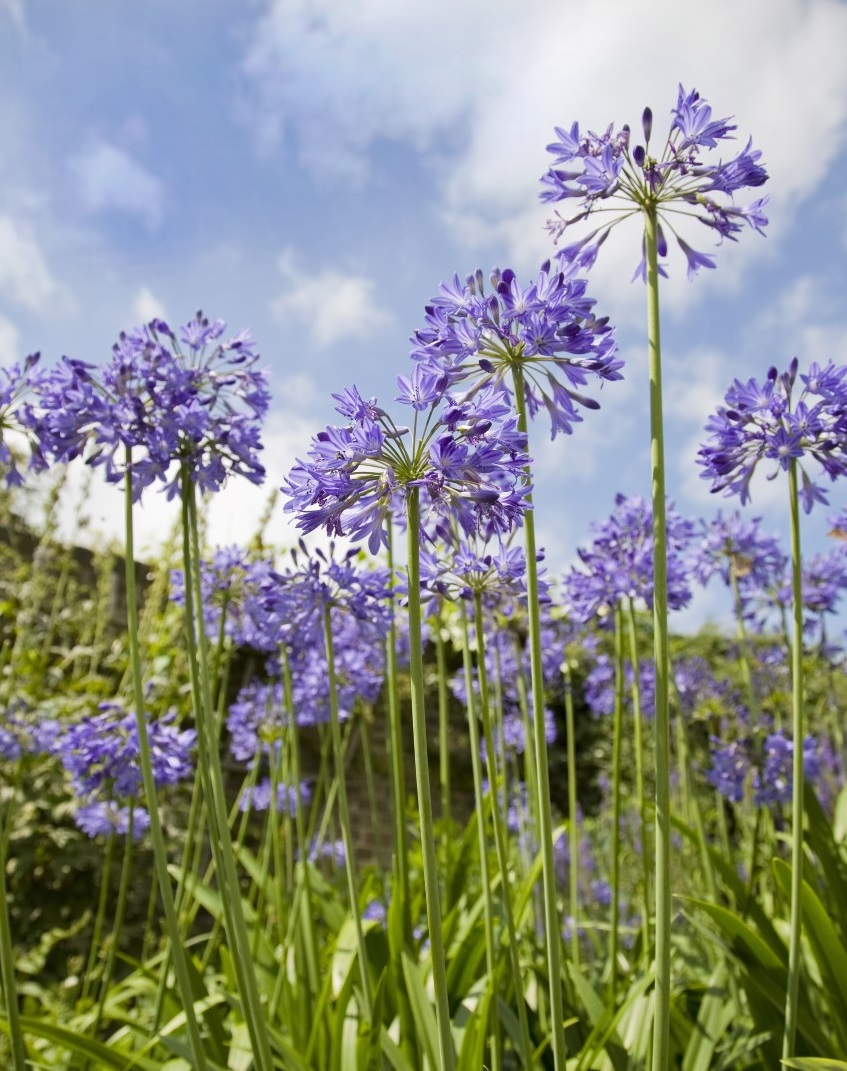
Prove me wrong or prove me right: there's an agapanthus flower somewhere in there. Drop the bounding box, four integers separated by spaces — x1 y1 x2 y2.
282 381 531 552
409 264 621 439
707 738 749 803
225 543 393 739
238 777 312 814
691 511 786 595
540 85 768 279
753 731 821 807
419 531 530 607
0 700 62 760
698 359 847 513
583 652 656 719
57 702 195 837
32 312 270 500
562 493 694 622
170 545 276 647
75 800 152 840
0 352 43 486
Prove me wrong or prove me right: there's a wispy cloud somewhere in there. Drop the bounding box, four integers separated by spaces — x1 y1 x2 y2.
0 312 19 364
270 246 392 347
131 286 168 325
69 139 165 229
0 215 65 312
241 0 847 277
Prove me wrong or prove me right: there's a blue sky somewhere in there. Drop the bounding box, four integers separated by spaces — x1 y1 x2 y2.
2 0 847 629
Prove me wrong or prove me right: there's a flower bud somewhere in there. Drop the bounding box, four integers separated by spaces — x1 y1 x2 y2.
642 107 653 144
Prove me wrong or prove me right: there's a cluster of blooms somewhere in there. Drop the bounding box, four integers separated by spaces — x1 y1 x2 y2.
741 543 847 645
562 493 694 622
170 546 276 646
0 700 62 760
30 313 270 500
690 511 787 597
672 655 739 721
57 702 195 838
540 84 768 280
444 599 557 760
238 777 312 814
0 353 43 487
226 544 393 780
409 263 621 440
698 359 847 513
283 382 531 552
418 530 533 614
583 652 656 720
708 729 832 807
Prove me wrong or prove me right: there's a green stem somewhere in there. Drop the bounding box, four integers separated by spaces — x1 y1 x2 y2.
79 831 116 1010
562 660 580 969
644 204 671 1071
625 598 652 956
323 604 373 1021
0 805 27 1070
783 458 805 1059
123 456 209 1071
608 604 625 1005
435 614 452 831
510 363 568 1069
385 525 411 945
473 592 533 1068
458 601 501 1071
181 473 275 1071
406 488 455 1071
91 807 135 1042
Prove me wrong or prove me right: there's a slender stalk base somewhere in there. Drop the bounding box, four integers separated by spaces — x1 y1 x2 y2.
782 459 805 1058
644 205 671 1071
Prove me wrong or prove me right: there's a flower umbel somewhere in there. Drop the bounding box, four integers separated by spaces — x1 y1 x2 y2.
697 359 847 513
540 85 769 279
410 263 621 439
282 382 531 552
32 312 270 500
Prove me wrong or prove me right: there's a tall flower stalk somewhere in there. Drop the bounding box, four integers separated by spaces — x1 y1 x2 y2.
540 86 769 1066
283 378 533 1071
699 356 847 1054
411 260 621 1070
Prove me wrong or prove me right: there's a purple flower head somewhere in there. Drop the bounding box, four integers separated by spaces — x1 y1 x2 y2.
170 546 277 648
753 731 821 807
410 264 621 440
707 737 749 803
562 493 694 621
75 801 152 840
541 85 768 280
583 652 655 720
698 360 847 513
0 700 62 760
238 777 312 814
0 353 43 486
56 703 194 838
282 380 533 553
32 314 270 501
691 511 786 590
58 702 195 801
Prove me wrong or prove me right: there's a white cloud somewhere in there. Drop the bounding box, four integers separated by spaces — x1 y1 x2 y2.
0 215 64 312
0 313 19 364
751 273 847 360
48 412 314 558
69 140 165 229
242 0 847 282
0 0 25 35
132 286 168 324
270 246 392 347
